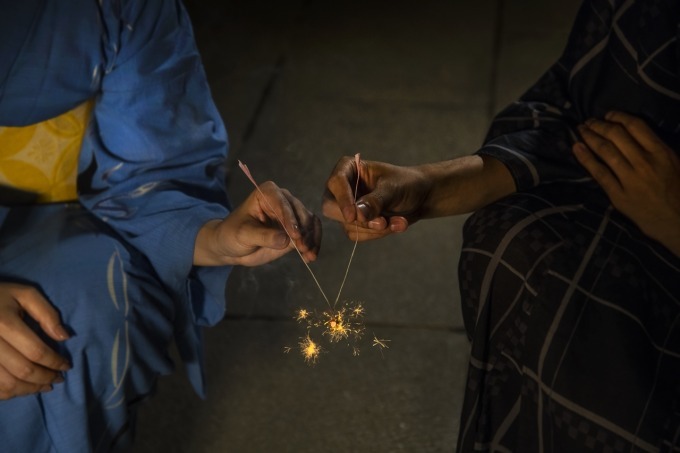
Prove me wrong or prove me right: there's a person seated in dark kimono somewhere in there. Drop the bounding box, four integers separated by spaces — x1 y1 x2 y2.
0 1 321 452
324 0 680 451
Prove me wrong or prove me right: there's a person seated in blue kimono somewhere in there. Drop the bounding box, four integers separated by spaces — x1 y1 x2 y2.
325 0 679 451
0 1 321 451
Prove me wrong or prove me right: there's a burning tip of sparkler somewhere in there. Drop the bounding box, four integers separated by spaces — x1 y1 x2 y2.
322 302 366 344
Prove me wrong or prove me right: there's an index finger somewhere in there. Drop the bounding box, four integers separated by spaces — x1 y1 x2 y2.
0 335 65 385
257 181 302 241
325 156 359 223
0 314 70 373
604 111 668 153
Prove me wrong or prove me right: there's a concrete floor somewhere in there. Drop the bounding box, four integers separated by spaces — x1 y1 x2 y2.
134 1 581 451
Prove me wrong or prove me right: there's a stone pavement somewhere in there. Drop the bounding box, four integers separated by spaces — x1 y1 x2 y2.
134 1 580 451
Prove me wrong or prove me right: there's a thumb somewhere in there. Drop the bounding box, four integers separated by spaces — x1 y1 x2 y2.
240 221 291 251
355 183 396 221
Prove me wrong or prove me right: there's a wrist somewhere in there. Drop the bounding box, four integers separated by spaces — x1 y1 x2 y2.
415 155 515 218
643 215 680 258
193 219 233 266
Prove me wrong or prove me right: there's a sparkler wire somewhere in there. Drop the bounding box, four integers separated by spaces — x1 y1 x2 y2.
333 153 361 308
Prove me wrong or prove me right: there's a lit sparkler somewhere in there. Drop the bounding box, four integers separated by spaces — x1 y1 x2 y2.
239 154 390 363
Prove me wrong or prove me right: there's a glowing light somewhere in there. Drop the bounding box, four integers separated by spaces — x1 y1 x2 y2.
372 335 391 350
299 334 321 364
296 308 310 321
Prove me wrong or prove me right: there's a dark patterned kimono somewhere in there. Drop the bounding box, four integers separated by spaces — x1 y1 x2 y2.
457 0 680 451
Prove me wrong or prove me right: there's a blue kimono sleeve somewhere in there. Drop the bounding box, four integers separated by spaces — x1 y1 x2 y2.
78 0 231 326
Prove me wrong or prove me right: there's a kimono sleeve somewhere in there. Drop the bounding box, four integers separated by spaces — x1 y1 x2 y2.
477 0 615 190
78 0 230 320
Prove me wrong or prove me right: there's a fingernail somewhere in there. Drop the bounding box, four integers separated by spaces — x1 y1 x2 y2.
356 202 370 219
604 111 614 120
54 375 65 384
59 362 72 372
389 218 408 233
275 232 289 247
40 385 53 393
54 324 70 341
368 219 384 229
585 118 596 126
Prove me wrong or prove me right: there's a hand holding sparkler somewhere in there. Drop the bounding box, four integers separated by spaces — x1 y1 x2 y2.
193 179 321 267
323 155 516 241
322 157 427 241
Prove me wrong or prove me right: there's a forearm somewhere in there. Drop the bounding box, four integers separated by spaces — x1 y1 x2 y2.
417 155 516 218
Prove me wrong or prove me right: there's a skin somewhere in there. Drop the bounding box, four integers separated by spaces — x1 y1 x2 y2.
574 111 680 257
324 111 679 257
0 182 321 400
323 154 516 241
194 181 322 266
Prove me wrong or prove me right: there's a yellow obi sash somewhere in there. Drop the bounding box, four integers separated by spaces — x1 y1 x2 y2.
0 100 94 203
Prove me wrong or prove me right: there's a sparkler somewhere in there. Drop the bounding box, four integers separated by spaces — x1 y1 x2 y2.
238 154 389 363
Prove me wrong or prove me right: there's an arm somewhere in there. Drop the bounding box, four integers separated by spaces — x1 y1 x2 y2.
79 0 232 290
323 1 601 240
323 154 515 241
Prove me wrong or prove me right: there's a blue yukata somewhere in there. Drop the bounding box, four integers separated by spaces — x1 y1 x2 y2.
0 1 231 451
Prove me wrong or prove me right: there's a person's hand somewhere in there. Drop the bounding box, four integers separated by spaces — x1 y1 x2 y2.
194 181 322 266
0 283 71 400
574 111 680 256
323 156 431 241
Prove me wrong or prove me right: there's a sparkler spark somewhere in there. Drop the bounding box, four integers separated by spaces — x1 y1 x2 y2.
296 308 310 321
372 335 391 349
299 334 321 364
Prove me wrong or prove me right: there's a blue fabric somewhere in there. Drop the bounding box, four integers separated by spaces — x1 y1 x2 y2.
0 204 177 451
0 0 233 450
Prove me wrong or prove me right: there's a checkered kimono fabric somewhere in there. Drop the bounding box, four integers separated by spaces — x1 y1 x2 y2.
456 0 680 451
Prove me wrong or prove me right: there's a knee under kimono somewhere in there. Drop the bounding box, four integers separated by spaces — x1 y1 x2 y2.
456 183 680 452
0 204 178 451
